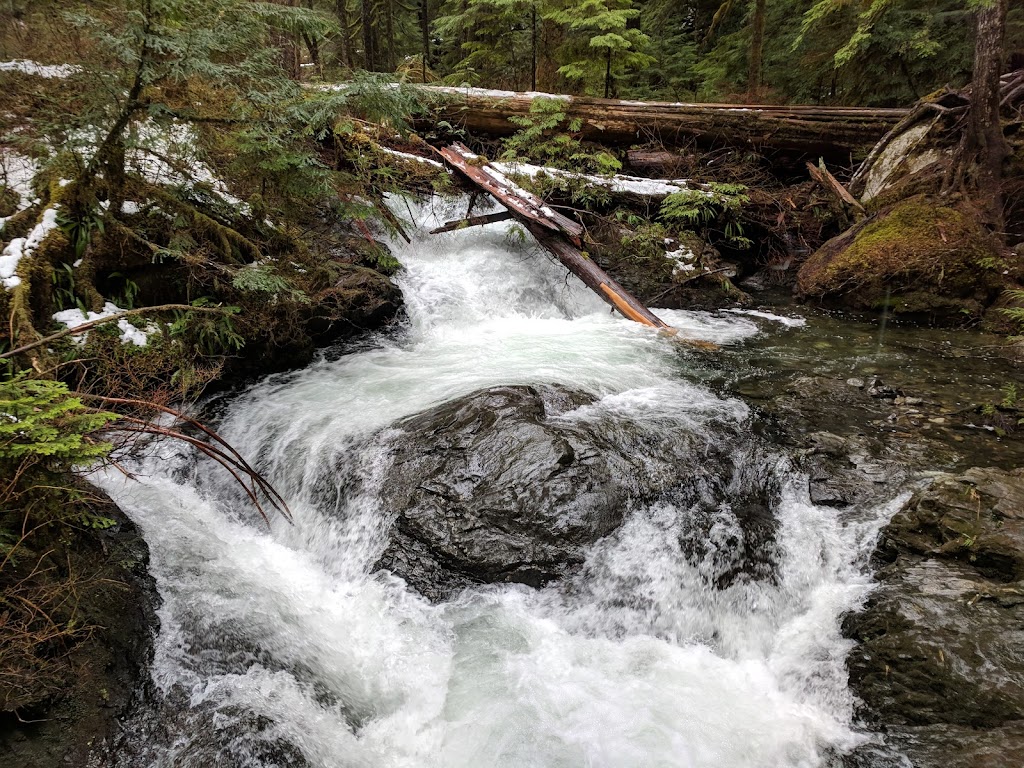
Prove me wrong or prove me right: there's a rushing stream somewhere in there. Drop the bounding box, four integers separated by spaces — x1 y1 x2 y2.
96 196 911 768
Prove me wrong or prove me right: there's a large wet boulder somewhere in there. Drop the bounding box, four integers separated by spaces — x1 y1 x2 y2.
844 467 1024 768
375 384 778 600
795 196 1015 324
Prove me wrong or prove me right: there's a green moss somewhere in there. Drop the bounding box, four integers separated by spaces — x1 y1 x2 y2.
797 195 1007 322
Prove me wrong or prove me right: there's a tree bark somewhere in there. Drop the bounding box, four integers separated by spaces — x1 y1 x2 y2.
361 0 377 70
335 0 353 70
604 48 612 99
748 0 766 97
416 86 906 159
384 0 396 72
420 0 430 82
531 7 537 91
971 0 1009 230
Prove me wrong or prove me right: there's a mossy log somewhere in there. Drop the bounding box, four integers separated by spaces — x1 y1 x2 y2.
416 86 906 161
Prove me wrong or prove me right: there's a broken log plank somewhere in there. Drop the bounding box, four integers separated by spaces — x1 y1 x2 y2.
437 143 584 243
435 143 676 333
414 86 907 160
806 160 866 217
429 211 513 234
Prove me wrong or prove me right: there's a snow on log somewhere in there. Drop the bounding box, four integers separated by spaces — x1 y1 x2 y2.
415 86 907 160
435 143 677 335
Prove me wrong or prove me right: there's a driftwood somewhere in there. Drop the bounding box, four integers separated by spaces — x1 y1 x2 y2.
429 211 513 234
626 150 682 173
806 160 866 217
435 143 677 334
417 86 907 160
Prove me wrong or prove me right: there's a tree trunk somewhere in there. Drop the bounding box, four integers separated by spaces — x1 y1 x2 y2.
420 0 430 82
604 48 612 99
335 0 353 70
384 0 396 72
748 0 766 97
415 86 906 159
361 0 376 70
971 0 1009 230
531 7 537 91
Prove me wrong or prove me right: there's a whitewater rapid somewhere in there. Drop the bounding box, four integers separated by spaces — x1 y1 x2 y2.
95 196 899 768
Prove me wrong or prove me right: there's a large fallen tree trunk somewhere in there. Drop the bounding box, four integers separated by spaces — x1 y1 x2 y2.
416 86 907 161
434 143 678 334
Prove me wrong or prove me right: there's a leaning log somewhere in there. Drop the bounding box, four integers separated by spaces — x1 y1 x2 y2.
524 221 673 330
435 143 676 334
416 86 907 161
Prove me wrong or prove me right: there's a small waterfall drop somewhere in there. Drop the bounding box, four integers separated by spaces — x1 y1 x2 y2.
95 196 899 768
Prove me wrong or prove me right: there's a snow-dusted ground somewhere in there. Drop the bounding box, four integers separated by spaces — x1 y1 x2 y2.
0 60 79 78
1 207 58 289
53 301 157 346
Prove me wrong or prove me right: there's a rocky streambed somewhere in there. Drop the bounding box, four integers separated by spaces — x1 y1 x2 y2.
21 199 1024 768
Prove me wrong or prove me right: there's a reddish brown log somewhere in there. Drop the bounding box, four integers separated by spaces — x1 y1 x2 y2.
524 221 672 331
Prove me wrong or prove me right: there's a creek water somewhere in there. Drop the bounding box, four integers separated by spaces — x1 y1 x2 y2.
96 196 917 768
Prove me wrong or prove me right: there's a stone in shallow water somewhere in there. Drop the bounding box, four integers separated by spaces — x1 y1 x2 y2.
845 467 1024 767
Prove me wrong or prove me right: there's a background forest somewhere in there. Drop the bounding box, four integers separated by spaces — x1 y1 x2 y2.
2 0 1023 106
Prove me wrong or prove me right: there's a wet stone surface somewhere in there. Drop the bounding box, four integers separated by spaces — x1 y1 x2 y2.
376 383 782 600
844 468 1024 768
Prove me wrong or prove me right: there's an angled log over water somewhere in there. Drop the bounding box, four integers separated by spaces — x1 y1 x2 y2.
417 86 908 160
434 143 676 334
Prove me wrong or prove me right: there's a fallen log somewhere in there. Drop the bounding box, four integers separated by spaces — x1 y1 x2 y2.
435 143 676 334
626 150 682 173
377 145 705 204
490 160 706 204
523 221 674 331
429 211 513 234
436 143 584 243
416 86 907 160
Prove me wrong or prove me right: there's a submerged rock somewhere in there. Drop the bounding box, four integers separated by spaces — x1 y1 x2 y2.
845 467 1024 767
376 384 779 600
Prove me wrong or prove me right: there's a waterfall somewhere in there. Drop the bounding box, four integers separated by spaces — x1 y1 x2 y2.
94 195 899 768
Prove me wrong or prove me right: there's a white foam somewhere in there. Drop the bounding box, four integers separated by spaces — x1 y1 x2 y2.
92 194 889 768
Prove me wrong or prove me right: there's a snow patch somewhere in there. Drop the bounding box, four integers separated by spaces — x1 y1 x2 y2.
52 302 157 346
0 60 79 79
127 122 248 211
378 147 445 169
492 160 705 198
665 245 698 276
0 152 41 228
1 207 59 289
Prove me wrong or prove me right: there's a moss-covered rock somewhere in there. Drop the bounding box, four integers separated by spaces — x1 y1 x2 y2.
796 195 1017 324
